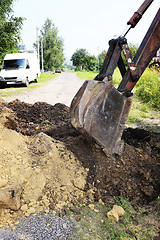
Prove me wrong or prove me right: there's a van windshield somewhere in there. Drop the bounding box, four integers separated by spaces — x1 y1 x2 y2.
2 59 25 69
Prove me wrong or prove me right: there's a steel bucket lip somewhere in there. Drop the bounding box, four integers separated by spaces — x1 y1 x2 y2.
70 79 132 155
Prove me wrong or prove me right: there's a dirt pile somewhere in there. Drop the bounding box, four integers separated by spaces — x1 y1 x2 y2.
0 98 160 227
0 99 93 227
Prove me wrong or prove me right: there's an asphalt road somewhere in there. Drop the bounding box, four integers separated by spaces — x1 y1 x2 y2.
4 72 84 107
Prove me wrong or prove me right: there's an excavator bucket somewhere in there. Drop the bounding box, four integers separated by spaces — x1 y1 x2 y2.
70 80 132 155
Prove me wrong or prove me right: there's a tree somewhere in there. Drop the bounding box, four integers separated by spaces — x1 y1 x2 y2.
128 42 139 58
85 55 97 71
71 49 89 70
98 50 107 70
98 42 139 71
35 18 65 71
0 0 24 64
71 49 98 71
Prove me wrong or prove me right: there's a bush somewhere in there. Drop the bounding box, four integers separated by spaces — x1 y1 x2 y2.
135 69 160 109
75 66 81 71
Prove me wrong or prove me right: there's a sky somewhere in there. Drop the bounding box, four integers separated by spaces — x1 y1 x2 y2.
13 0 159 61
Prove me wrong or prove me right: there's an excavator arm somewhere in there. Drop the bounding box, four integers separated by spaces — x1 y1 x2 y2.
118 8 160 92
95 3 160 94
70 0 160 155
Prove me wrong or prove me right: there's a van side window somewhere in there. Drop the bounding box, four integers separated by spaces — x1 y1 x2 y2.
26 60 30 69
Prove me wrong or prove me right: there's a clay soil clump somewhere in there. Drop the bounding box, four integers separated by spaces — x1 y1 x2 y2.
0 98 160 227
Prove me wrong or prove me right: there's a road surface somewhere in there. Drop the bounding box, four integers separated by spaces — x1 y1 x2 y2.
4 72 84 107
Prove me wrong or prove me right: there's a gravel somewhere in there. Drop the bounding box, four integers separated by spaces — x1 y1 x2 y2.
0 212 74 239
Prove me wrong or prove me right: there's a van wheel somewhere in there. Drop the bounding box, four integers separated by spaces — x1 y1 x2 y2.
35 75 38 83
0 83 5 89
24 78 29 87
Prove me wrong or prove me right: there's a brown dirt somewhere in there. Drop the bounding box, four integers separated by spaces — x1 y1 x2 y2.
0 98 160 226
5 99 160 201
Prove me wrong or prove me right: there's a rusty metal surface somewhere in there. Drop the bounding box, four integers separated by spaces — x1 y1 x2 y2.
118 8 160 92
70 80 132 155
127 0 154 27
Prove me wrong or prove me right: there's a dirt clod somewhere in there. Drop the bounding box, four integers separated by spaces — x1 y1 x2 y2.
0 185 23 210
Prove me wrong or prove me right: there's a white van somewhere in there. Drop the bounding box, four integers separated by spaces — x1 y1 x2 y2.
0 53 40 87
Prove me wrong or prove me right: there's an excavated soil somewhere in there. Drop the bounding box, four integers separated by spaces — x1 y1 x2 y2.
0 98 160 226
4 99 160 201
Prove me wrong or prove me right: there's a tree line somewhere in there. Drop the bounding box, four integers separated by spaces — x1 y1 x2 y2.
71 49 106 71
0 1 65 71
0 1 138 72
71 42 139 72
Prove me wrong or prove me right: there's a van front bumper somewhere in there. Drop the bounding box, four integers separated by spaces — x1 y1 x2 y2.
0 76 24 85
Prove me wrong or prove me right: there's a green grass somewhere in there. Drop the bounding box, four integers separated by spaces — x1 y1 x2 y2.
127 97 160 124
76 71 98 81
0 72 57 98
76 69 160 128
71 197 160 240
76 69 121 86
70 197 160 239
135 69 160 109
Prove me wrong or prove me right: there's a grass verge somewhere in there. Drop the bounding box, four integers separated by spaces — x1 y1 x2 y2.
69 197 160 239
0 72 57 98
76 71 98 81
